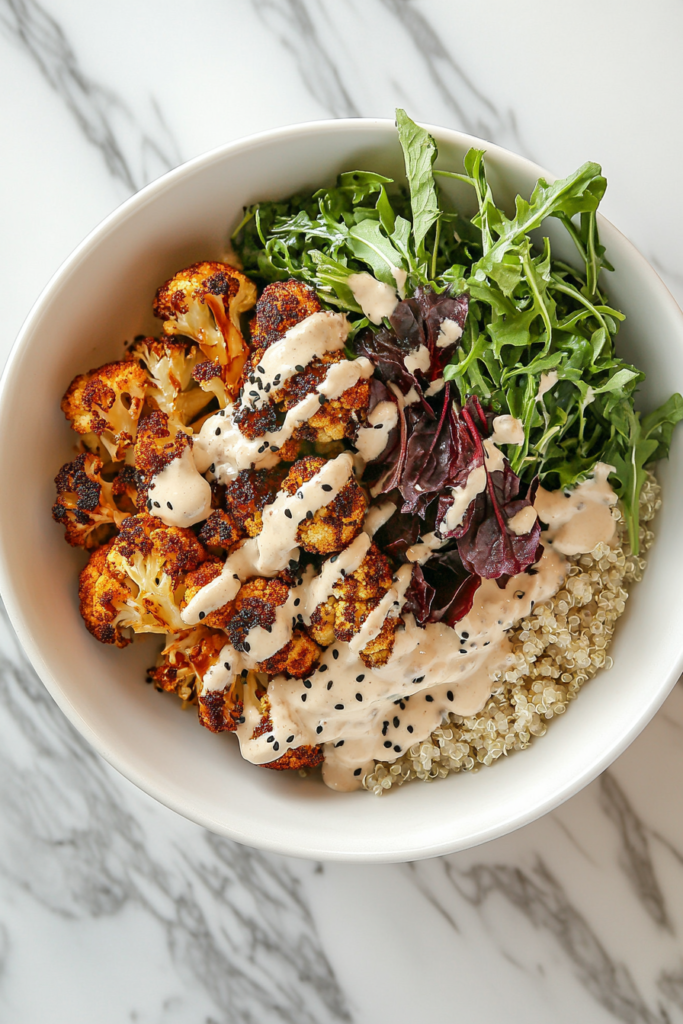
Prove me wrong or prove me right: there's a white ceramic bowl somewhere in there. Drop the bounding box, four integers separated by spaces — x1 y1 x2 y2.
1 119 682 863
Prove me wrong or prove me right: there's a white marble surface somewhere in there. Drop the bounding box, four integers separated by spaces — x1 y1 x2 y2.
1 1 683 1020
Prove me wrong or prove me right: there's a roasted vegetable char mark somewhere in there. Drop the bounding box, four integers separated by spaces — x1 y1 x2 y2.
249 279 322 350
61 359 149 461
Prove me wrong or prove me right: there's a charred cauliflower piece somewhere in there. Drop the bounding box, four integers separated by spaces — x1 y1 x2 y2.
134 410 192 512
61 360 149 461
259 629 321 679
262 745 324 771
223 466 287 538
306 542 398 667
127 336 212 426
272 351 371 445
52 451 134 549
198 683 244 733
181 560 226 628
198 509 243 554
153 262 256 396
281 456 366 555
79 514 210 645
250 279 321 350
192 359 230 410
147 625 225 701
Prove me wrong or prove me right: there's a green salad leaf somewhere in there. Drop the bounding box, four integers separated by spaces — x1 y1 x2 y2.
233 110 683 554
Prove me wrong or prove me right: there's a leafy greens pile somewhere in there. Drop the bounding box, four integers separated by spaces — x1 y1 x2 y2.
234 109 683 555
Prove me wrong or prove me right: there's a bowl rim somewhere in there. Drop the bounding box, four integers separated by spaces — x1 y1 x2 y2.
2 116 683 862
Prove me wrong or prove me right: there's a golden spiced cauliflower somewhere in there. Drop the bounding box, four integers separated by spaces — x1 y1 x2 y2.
61 360 149 461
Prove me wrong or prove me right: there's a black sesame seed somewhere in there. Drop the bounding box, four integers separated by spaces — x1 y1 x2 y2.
356 674 365 682
382 721 389 735
335 740 344 748
413 675 424 684
447 690 454 702
166 501 173 510
484 641 490 646
243 641 250 652
295 364 304 372
238 716 245 723
209 464 215 474
321 483 333 492
284 509 293 519
265 384 271 393
384 740 392 748
334 704 344 710
273 742 279 751
286 735 294 743
267 735 274 743
399 701 406 710
515 591 525 599
270 445 278 452
297 578 303 586
332 649 339 660
318 394 326 405
330 555 338 563
233 574 239 580
355 693 363 702
306 510 313 520
297 613 303 622
294 598 300 607
198 612 205 620
394 745 401 752
224 662 231 671
319 664 327 672
258 443 268 453
425 694 434 702
301 693 307 702
461 631 469 639
459 649 467 655
303 679 312 689
407 725 414 733
154 578 160 586
327 680 333 689
249 390 258 398
297 490 304 499
316 725 323 734
353 768 362 776
393 716 400 728
146 500 152 510
257 364 265 373
153 501 160 508
374 423 383 429
215 427 221 435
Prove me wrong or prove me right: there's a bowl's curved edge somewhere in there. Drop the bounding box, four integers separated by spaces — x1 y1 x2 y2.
2 117 683 863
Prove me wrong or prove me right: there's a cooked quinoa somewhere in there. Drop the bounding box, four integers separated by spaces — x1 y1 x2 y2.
363 473 661 795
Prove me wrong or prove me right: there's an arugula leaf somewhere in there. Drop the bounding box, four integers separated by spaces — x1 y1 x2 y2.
395 108 440 254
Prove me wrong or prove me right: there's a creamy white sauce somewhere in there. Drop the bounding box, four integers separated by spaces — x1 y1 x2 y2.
425 377 445 397
387 381 421 410
442 466 487 533
405 531 446 564
194 359 374 484
354 400 399 461
534 462 617 556
507 505 538 536
363 501 395 537
390 265 408 298
148 446 212 528
436 318 463 348
536 371 558 401
491 415 525 446
241 311 349 410
404 344 431 376
348 272 399 325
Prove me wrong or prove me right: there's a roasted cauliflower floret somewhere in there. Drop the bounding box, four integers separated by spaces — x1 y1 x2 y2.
262 745 324 771
359 616 400 668
134 410 192 511
259 629 321 679
61 360 149 461
198 509 243 554
250 279 321 350
79 514 210 644
223 467 287 538
280 456 366 554
153 261 256 396
192 359 230 410
52 451 135 549
271 351 371 445
198 683 244 733
307 543 395 656
127 336 212 425
181 560 226 628
147 625 225 701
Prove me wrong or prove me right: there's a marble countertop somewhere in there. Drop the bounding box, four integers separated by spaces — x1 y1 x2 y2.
1 1 683 1021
